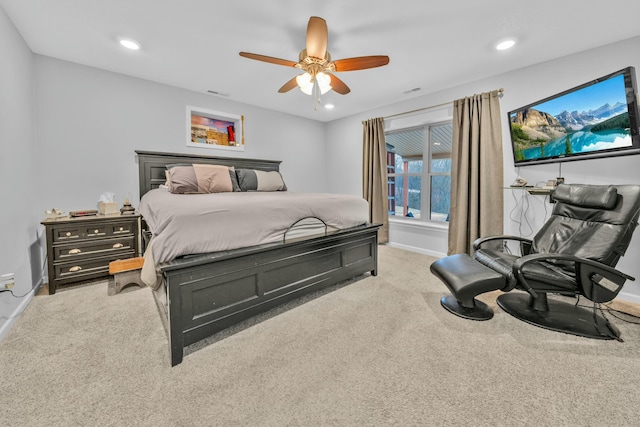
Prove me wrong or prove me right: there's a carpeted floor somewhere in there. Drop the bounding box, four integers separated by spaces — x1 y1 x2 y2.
2 245 640 426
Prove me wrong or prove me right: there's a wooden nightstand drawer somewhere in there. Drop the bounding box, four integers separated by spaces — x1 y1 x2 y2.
51 220 135 243
53 237 135 262
83 224 108 239
110 221 135 235
52 226 83 242
53 251 136 284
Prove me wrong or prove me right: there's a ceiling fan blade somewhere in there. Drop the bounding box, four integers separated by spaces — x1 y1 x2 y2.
333 56 390 72
306 16 328 59
328 74 350 95
278 76 299 93
239 52 297 67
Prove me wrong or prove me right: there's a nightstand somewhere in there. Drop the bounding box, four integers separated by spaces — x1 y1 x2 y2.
41 213 141 294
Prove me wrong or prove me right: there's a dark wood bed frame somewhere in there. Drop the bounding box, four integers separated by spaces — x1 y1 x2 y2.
136 150 380 366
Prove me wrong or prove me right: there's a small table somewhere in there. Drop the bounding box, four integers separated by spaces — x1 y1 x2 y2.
108 257 145 295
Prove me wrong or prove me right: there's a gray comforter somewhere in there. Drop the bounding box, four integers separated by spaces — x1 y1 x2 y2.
138 188 369 286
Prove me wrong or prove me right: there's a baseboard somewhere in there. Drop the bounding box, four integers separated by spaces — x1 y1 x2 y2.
0 279 44 341
616 290 640 305
386 242 446 259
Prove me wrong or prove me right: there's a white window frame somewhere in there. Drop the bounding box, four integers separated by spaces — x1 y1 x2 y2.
386 120 451 223
425 120 452 222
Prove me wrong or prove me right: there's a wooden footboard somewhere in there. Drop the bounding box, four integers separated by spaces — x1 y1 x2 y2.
158 224 379 366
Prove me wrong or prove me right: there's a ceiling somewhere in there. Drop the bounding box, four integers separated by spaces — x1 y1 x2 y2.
386 124 452 159
2 0 640 123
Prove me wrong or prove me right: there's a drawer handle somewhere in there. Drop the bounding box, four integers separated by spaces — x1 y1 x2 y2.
66 232 72 237
69 266 82 272
112 243 124 249
68 248 81 255
94 229 100 234
119 226 124 231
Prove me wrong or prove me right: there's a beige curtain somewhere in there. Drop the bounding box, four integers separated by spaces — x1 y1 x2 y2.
362 117 389 243
448 91 503 255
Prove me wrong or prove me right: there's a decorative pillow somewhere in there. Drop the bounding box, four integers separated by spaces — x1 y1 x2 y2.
165 166 199 194
165 163 191 169
165 164 233 194
192 164 233 193
236 169 287 191
228 166 241 192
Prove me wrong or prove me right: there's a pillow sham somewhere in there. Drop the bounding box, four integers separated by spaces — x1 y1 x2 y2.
193 164 233 193
165 165 199 194
165 164 233 194
236 168 287 192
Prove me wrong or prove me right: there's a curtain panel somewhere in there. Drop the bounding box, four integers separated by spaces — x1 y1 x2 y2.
362 117 389 243
448 91 504 255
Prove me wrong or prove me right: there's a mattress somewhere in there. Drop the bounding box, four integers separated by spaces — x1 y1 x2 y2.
138 188 370 287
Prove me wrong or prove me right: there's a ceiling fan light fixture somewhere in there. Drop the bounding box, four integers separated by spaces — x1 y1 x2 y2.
296 72 314 95
238 16 388 104
296 72 332 96
316 72 332 94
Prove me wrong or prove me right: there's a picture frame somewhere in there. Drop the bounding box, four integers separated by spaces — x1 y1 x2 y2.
186 105 244 151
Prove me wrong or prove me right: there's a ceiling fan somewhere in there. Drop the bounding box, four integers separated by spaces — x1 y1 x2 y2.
239 16 389 99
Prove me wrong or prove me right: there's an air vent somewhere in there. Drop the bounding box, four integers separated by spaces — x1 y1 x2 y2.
207 90 229 97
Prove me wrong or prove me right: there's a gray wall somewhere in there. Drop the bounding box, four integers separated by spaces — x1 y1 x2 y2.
0 8 39 338
325 36 640 302
33 55 327 212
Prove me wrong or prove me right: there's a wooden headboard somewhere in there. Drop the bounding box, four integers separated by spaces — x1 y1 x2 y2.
135 150 282 197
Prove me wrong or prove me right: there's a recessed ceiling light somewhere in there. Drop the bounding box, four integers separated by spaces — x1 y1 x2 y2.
496 39 516 51
119 39 141 50
324 104 334 109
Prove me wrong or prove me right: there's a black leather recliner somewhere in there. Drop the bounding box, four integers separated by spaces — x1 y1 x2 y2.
431 183 640 340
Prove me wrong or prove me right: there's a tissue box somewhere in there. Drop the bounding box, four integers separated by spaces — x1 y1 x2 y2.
99 202 119 215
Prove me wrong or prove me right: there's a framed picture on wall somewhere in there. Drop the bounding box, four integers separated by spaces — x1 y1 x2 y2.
186 105 244 151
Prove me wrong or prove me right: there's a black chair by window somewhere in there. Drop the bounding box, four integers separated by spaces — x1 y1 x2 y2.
431 183 640 340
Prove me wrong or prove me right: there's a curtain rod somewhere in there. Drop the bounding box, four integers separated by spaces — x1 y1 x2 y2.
383 88 504 120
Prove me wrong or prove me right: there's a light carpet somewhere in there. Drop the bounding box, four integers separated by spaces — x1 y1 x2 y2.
1 245 640 426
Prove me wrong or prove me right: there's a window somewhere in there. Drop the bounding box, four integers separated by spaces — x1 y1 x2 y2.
386 122 452 222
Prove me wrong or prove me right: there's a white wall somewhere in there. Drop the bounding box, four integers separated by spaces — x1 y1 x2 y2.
326 36 640 303
0 8 40 339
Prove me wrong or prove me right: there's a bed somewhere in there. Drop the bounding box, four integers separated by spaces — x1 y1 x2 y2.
135 150 380 366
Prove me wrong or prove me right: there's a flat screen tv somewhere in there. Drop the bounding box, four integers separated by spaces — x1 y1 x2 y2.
508 67 640 166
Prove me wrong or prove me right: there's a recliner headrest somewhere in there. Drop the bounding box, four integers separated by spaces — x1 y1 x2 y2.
553 184 618 209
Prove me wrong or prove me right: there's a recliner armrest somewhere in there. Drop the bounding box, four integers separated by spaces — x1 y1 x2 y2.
512 253 634 302
473 235 532 252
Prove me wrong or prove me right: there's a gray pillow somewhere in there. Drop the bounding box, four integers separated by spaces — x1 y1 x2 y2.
236 169 287 191
228 166 242 192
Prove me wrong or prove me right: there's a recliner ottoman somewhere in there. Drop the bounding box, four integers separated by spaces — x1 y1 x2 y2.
430 253 506 320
